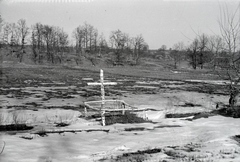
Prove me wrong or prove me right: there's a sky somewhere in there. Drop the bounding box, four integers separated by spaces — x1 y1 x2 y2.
0 0 239 49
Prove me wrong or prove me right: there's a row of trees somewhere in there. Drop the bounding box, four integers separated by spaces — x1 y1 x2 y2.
0 16 148 65
31 23 69 64
72 25 148 65
109 30 148 64
1 18 29 62
72 22 99 54
187 34 224 69
168 33 237 70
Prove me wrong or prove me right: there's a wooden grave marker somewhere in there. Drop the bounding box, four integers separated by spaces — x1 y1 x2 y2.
86 69 117 126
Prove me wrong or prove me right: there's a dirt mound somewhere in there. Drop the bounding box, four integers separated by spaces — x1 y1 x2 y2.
85 111 152 125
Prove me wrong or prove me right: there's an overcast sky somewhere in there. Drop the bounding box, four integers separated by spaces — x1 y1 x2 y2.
0 0 239 49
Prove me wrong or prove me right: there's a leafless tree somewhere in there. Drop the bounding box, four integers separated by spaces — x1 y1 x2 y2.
160 44 167 51
83 22 90 50
187 38 199 69
93 28 98 52
98 33 108 56
132 34 148 65
17 19 29 62
73 22 99 55
109 29 128 63
54 27 69 63
0 15 4 47
72 25 85 54
42 25 54 63
198 34 209 69
208 35 225 56
31 23 68 64
217 3 240 113
170 41 185 69
31 22 44 63
208 35 226 69
1 19 29 62
88 24 94 52
1 23 10 45
219 4 240 57
2 22 21 57
0 15 3 32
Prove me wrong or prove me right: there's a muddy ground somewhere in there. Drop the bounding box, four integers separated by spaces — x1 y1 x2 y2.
0 64 240 162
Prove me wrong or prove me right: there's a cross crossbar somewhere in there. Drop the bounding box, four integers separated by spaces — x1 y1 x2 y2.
87 69 117 103
87 82 117 86
85 69 117 126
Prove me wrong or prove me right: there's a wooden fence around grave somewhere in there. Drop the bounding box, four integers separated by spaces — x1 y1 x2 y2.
84 100 137 112
84 100 147 126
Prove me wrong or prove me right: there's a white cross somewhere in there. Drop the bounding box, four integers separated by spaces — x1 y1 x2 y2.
87 69 117 126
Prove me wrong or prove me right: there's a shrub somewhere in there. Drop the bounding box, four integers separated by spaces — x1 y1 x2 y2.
104 111 152 125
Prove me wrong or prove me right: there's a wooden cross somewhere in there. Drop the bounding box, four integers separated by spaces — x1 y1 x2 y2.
87 69 117 126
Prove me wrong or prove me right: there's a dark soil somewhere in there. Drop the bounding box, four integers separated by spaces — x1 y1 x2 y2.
123 125 181 131
110 142 202 162
154 125 181 128
212 107 240 118
105 112 152 125
85 111 152 125
176 102 202 107
166 113 198 118
233 135 240 145
55 123 70 127
166 112 215 121
166 107 240 120
124 127 145 131
0 124 33 131
112 148 162 162
122 148 162 156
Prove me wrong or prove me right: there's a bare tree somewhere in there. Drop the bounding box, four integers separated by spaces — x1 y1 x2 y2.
2 22 21 58
54 27 69 63
170 41 185 69
208 35 226 69
73 22 98 55
160 44 167 51
109 29 128 63
72 25 85 54
0 15 3 32
98 33 108 57
88 24 94 52
17 19 29 62
0 15 4 47
132 34 148 65
42 25 54 63
219 4 240 57
32 23 68 64
187 38 199 69
2 23 10 45
208 35 225 56
93 28 98 52
217 3 240 114
198 34 209 69
31 22 44 63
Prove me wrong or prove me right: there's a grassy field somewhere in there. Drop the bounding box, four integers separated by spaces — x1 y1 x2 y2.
1 58 221 85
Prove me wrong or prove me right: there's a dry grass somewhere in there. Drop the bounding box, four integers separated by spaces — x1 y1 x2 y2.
1 61 221 88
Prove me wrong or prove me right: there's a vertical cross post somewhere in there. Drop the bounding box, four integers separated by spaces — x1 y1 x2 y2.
87 69 117 126
100 69 106 126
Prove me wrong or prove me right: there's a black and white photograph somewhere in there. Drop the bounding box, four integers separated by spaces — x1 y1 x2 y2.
0 0 240 161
